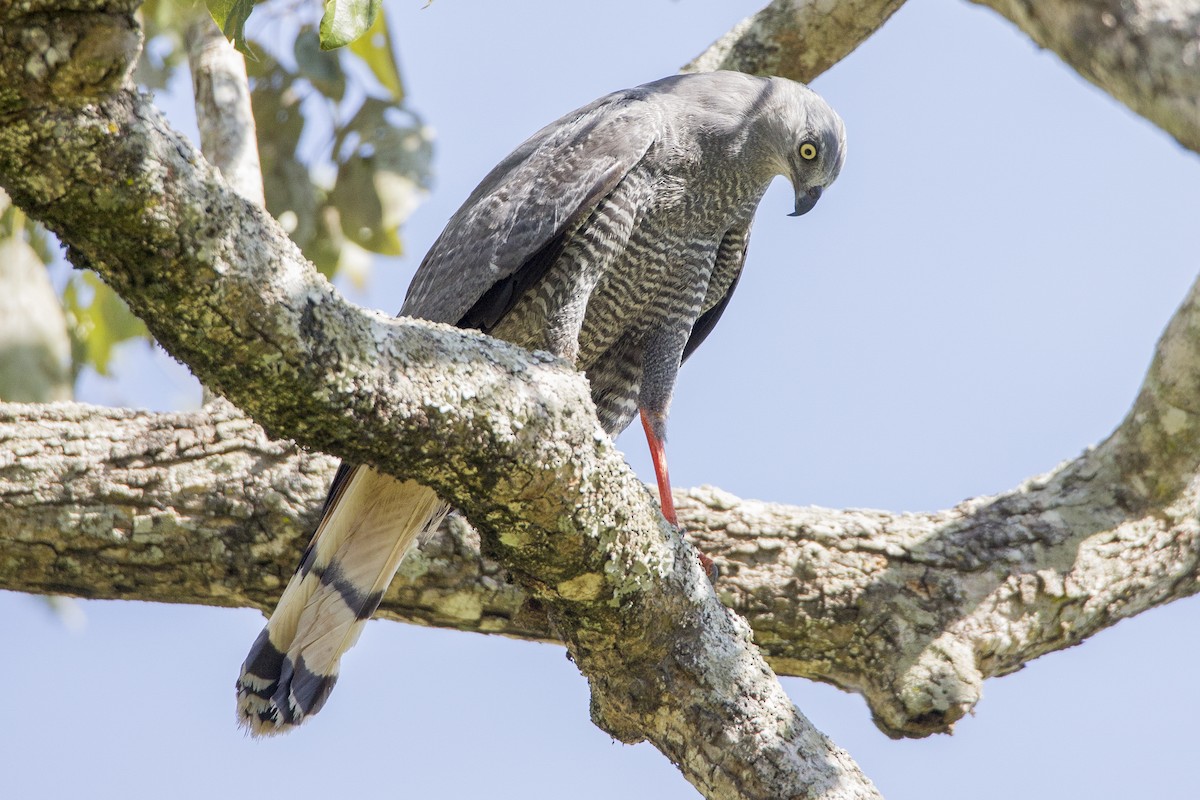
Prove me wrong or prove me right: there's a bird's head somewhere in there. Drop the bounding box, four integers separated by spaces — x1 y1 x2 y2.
766 79 846 217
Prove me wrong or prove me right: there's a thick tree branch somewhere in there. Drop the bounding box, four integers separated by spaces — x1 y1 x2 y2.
679 0 1200 732
0 400 542 633
0 3 880 798
968 0 1200 155
684 0 907 81
3 0 1198 795
5 370 1200 739
687 0 1200 158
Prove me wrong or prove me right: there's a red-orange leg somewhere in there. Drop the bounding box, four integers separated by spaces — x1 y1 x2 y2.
640 407 678 526
639 408 717 581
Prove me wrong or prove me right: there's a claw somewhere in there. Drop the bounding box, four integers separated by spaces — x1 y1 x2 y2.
697 550 719 583
675 522 719 583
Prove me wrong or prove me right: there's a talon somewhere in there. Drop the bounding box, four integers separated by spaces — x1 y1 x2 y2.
676 523 719 583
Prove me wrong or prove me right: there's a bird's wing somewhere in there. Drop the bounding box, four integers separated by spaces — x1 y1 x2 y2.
400 88 662 326
682 223 751 363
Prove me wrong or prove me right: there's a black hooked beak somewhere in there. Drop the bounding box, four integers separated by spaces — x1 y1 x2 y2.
789 186 823 217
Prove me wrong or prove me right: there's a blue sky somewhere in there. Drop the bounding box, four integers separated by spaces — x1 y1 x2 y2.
4 1 1198 798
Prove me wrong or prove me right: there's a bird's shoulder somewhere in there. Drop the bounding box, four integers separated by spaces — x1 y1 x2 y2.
400 88 669 324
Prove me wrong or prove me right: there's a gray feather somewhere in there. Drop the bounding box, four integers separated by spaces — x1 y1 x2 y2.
401 89 660 325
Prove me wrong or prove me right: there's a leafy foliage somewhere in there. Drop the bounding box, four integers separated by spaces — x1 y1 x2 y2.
136 0 431 283
206 0 389 54
348 10 404 100
135 0 192 89
319 0 382 50
248 18 433 277
62 272 149 379
206 0 257 54
1 1 434 386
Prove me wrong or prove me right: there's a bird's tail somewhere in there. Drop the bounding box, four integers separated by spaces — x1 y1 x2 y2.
236 466 446 736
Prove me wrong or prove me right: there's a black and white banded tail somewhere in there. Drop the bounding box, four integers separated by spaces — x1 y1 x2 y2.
236 467 446 736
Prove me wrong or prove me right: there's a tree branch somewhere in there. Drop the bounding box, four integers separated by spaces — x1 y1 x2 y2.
967 0 1200 155
684 0 907 81
5 363 1200 739
4 0 1199 795
185 12 265 207
679 0 1200 730
0 3 882 797
686 0 1200 159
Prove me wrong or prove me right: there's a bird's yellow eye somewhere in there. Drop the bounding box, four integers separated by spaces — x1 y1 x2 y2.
799 141 818 161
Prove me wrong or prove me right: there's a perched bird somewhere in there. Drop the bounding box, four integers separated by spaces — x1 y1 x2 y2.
236 70 846 735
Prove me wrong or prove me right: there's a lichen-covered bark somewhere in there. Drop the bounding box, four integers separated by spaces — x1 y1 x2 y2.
0 400 538 632
967 0 1200 154
3 0 1199 796
0 3 880 798
684 0 908 82
185 13 264 206
5 387 1200 740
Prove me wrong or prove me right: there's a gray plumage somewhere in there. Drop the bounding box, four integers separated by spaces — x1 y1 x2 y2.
236 70 846 736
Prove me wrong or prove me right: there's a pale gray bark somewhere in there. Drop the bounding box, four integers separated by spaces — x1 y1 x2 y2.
0 235 71 402
684 0 907 82
0 3 880 797
185 14 265 207
185 12 262 408
968 0 1200 154
2 0 1199 797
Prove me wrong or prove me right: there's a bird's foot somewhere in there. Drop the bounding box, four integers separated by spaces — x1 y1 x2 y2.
697 550 719 584
674 523 719 583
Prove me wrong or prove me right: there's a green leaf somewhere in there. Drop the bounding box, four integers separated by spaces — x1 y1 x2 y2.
63 272 149 377
347 9 404 101
206 0 256 55
319 0 381 50
251 54 324 257
304 216 345 279
328 154 401 255
327 102 432 256
294 28 346 101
